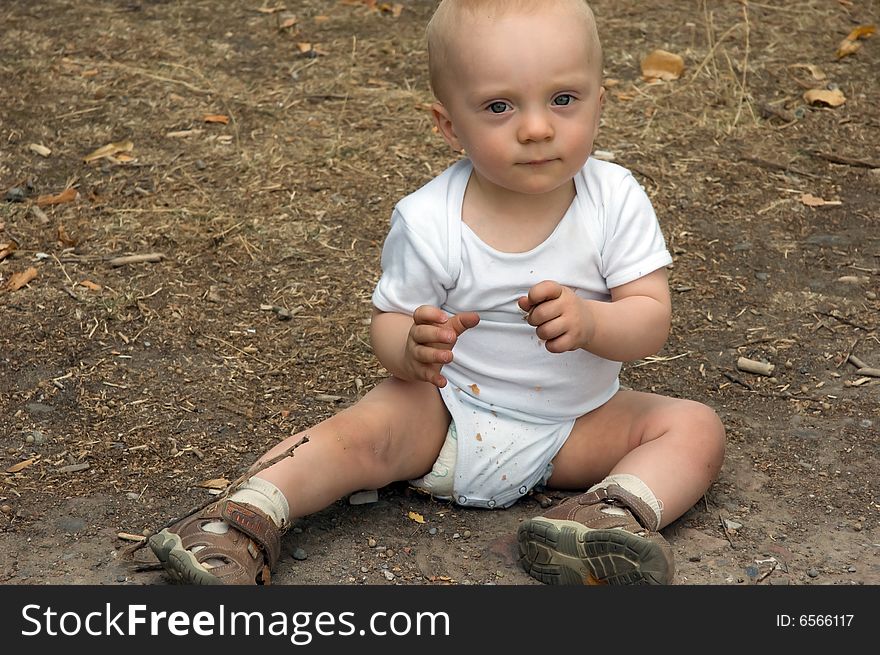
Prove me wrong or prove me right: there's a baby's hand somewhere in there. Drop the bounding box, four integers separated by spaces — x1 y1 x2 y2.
518 281 594 353
405 305 480 387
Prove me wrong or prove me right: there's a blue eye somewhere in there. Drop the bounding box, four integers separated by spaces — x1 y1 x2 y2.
487 101 509 114
552 94 574 106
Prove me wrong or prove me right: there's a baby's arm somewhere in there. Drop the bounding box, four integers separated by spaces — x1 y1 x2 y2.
518 268 671 362
371 306 480 388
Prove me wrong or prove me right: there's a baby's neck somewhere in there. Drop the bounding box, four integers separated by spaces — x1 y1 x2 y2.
462 174 575 253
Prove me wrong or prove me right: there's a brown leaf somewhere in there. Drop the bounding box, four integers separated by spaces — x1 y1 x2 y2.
36 187 79 206
800 193 842 207
79 279 102 291
5 267 38 291
0 242 16 261
641 49 684 82
203 113 230 124
844 24 876 41
297 42 327 55
6 458 37 473
196 477 230 490
407 511 425 524
836 39 861 58
836 24 875 58
279 16 298 29
83 139 134 163
256 5 286 14
57 223 77 247
803 88 846 107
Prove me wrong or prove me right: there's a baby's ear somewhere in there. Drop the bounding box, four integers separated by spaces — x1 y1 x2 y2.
431 102 463 152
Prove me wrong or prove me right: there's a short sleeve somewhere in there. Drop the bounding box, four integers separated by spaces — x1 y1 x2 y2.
601 174 673 289
371 208 452 314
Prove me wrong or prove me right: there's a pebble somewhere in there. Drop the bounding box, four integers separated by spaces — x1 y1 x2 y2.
807 568 819 578
116 575 127 583
383 570 395 581
291 547 308 561
428 527 437 535
125 492 140 501
195 159 207 170
847 565 856 573
4 187 26 202
452 532 461 539
462 530 471 539
367 537 377 548
688 555 701 562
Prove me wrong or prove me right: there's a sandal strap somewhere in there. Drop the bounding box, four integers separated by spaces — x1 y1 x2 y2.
220 500 282 567
575 484 659 531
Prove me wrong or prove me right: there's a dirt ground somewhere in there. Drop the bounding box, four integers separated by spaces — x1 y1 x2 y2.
0 0 877 587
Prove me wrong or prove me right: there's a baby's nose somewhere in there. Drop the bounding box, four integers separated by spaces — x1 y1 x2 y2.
517 110 554 142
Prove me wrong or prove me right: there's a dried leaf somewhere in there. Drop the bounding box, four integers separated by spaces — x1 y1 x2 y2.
800 193 842 207
83 140 134 163
279 16 298 29
641 49 684 82
836 24 875 58
36 187 79 206
203 113 230 124
844 24 876 41
407 511 425 524
57 223 77 247
790 63 826 80
297 42 327 56
6 267 38 291
256 5 286 13
6 458 36 473
0 242 16 261
803 88 846 107
28 143 51 157
166 129 203 138
196 477 230 490
79 279 102 291
836 39 861 58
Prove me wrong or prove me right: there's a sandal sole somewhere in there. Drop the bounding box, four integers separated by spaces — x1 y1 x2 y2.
148 529 224 585
517 518 672 585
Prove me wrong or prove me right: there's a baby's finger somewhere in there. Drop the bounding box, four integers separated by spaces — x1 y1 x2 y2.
525 280 562 308
446 311 480 336
412 305 448 326
412 343 453 365
411 323 455 346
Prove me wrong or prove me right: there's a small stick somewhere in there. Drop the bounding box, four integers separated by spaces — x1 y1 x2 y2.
856 368 880 378
848 354 869 370
108 253 166 267
737 356 775 376
121 435 309 558
811 151 880 169
719 513 735 546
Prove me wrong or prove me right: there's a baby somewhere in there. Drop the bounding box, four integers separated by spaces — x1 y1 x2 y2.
149 0 725 586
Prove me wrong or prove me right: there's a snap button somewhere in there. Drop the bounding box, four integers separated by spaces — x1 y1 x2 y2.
458 495 468 504
487 499 496 508
519 486 527 495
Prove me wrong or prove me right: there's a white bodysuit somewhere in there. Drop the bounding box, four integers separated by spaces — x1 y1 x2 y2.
372 158 673 508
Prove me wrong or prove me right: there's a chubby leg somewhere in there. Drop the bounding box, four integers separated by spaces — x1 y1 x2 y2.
518 390 724 585
150 378 450 584
257 377 451 518
547 390 725 527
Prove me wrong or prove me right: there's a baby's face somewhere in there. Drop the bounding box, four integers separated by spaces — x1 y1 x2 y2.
433 5 604 197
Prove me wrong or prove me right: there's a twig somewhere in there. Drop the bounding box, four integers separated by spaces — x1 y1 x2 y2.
811 151 880 169
121 436 309 558
722 371 753 390
848 354 869 370
816 310 870 332
719 513 735 546
108 253 166 267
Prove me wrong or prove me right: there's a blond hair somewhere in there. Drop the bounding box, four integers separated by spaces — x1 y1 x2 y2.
426 0 603 101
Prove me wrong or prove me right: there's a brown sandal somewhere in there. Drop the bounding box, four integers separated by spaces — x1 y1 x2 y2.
517 484 674 585
148 499 282 585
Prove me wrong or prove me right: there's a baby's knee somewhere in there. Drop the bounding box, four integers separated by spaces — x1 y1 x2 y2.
331 405 395 467
680 400 726 468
